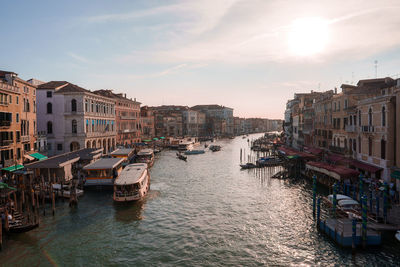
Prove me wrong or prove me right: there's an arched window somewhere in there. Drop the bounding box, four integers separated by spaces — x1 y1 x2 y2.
344 138 347 149
368 137 373 156
358 136 361 153
71 99 77 112
72 119 77 133
47 102 52 114
368 108 372 126
358 110 361 126
353 138 356 151
382 106 386 126
47 121 53 134
85 100 88 112
381 139 386 159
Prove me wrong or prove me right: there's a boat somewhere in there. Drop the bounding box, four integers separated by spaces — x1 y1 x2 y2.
136 149 155 168
110 148 135 164
113 163 150 202
178 141 194 151
209 145 221 152
83 158 124 187
52 184 84 198
240 163 257 169
176 152 187 161
6 211 39 233
338 199 360 211
395 231 400 242
204 143 208 148
184 150 205 155
327 194 352 203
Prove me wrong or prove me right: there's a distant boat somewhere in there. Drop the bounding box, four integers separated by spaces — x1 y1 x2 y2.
209 145 221 152
184 150 205 155
176 152 187 161
240 163 257 169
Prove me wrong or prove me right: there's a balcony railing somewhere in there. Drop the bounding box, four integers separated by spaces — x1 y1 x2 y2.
120 116 138 120
0 140 13 147
0 121 11 127
21 135 30 142
361 125 374 133
345 125 357 132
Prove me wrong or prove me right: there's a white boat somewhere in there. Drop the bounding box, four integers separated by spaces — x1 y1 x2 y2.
136 149 155 167
52 184 84 198
178 141 194 151
327 194 352 203
113 163 150 202
338 199 360 211
395 231 400 242
83 158 124 187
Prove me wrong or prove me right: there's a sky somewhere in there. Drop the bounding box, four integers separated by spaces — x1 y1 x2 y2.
2 0 400 119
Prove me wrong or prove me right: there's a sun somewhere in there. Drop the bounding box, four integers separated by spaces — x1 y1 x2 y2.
287 17 329 57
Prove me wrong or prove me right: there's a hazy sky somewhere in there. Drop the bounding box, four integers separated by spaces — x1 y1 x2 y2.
2 0 400 119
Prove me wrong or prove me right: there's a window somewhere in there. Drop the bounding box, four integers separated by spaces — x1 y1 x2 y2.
368 137 372 156
47 121 53 134
16 96 19 104
17 148 21 159
72 120 77 133
344 99 348 109
9 95 12 104
71 99 77 112
47 102 52 114
57 144 63 151
358 136 361 153
353 138 356 151
47 143 52 151
368 108 372 126
34 101 36 113
381 139 386 159
382 106 386 127
16 113 19 123
47 91 52 98
85 100 88 112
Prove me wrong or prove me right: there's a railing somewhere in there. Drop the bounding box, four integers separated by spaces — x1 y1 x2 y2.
0 140 12 147
115 191 139 198
21 135 30 142
0 101 8 106
361 125 374 133
0 121 11 127
120 116 138 120
0 81 20 93
345 125 356 132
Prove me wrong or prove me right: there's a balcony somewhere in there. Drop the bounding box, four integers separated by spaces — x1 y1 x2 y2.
0 100 8 106
0 140 13 147
361 125 374 133
0 121 11 127
329 145 347 154
120 116 138 120
118 129 137 134
345 125 357 132
21 135 30 143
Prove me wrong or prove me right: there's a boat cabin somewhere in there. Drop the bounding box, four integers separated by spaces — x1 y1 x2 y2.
83 158 124 187
111 148 135 165
113 163 149 202
136 149 154 167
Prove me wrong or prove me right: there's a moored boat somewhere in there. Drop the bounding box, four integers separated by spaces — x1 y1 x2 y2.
209 145 221 152
113 163 150 202
52 184 84 198
83 158 124 188
136 149 155 168
184 150 205 155
176 152 187 161
240 163 257 169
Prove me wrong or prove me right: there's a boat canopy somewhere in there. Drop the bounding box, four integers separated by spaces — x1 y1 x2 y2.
111 148 134 156
114 163 147 185
137 149 154 156
83 158 124 170
338 199 359 206
328 194 352 203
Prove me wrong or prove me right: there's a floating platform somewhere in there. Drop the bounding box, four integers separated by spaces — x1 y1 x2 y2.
319 218 381 247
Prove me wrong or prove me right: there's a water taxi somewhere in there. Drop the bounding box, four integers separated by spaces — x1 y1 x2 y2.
83 158 124 187
113 163 150 202
178 141 194 151
111 148 135 165
136 149 155 168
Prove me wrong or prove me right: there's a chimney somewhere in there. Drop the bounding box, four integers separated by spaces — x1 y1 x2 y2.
124 93 127 98
334 87 337 94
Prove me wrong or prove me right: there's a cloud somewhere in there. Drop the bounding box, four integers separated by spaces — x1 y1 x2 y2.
68 52 90 63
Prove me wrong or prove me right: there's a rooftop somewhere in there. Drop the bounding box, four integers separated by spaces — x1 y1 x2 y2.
83 157 124 170
114 163 147 185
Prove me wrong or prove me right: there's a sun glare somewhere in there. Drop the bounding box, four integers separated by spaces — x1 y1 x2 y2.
288 17 329 57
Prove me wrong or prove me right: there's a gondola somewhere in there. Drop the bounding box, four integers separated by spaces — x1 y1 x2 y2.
176 152 187 161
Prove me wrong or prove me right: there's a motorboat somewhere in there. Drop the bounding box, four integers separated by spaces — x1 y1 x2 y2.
113 163 150 202
52 184 84 198
209 145 221 152
136 149 155 168
240 163 257 169
338 199 360 211
178 142 194 151
184 150 205 155
327 194 352 203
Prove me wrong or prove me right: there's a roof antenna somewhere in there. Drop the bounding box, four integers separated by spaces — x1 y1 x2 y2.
374 60 378 78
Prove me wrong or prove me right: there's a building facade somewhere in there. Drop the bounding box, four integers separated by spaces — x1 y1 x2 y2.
37 81 117 156
191 105 234 136
0 71 37 168
140 106 155 140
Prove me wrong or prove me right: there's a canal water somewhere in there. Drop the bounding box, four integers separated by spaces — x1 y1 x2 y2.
1 134 400 266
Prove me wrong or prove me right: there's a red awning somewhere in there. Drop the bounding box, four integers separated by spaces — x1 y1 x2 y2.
326 153 345 163
306 161 359 179
278 146 316 160
350 160 382 173
305 147 324 155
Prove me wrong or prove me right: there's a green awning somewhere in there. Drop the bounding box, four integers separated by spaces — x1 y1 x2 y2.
153 138 159 141
160 137 165 139
0 182 17 190
391 171 400 180
287 155 300 159
143 139 152 142
29 152 48 161
2 164 24 172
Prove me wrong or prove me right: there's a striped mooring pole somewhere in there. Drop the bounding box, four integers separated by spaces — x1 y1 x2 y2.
361 194 367 248
332 182 338 217
352 218 357 251
312 175 317 216
359 173 364 201
316 197 321 228
383 182 388 224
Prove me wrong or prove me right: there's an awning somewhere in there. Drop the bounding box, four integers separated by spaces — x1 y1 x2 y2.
153 138 159 141
24 154 35 161
391 170 400 180
2 164 24 172
305 147 324 155
306 161 359 180
326 154 345 163
350 160 382 173
0 182 17 190
160 137 165 139
143 139 152 142
29 152 48 161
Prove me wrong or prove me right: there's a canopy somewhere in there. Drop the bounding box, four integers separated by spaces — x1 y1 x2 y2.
2 164 24 172
24 154 35 161
350 159 382 173
160 137 165 139
338 199 359 206
143 139 152 142
306 161 359 180
153 138 159 141
328 194 352 203
29 152 48 161
391 170 400 180
0 182 17 190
